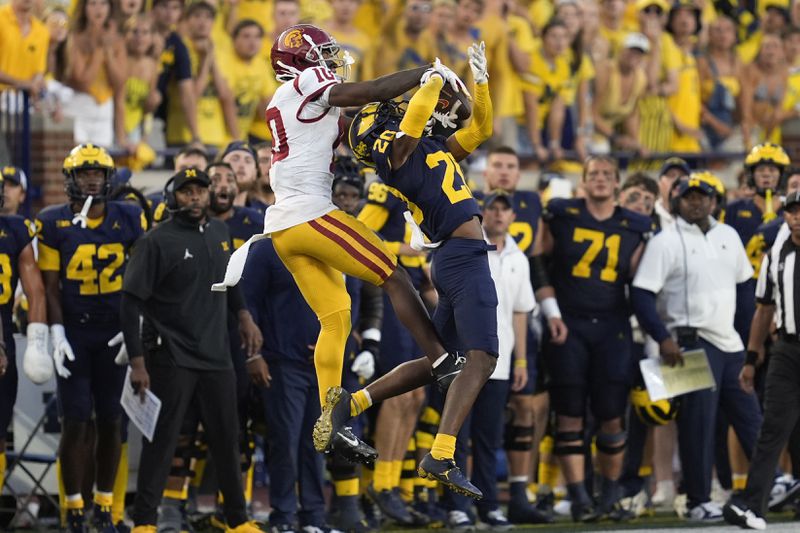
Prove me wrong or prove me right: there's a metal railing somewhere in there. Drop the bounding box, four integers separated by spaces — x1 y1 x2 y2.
1 89 32 215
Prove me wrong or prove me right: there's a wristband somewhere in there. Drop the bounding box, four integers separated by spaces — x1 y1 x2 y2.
540 297 562 319
745 350 759 366
246 355 263 364
514 359 527 369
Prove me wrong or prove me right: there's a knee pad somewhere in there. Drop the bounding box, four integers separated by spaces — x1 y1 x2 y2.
504 424 535 452
553 430 585 456
595 429 627 455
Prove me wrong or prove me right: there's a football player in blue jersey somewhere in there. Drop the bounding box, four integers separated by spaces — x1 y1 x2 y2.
0 166 29 216
529 155 652 522
358 174 430 524
36 144 146 533
0 169 50 497
323 41 495 499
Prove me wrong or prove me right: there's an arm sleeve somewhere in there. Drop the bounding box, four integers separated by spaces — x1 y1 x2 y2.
398 75 444 138
513 255 536 313
755 251 775 305
453 81 493 153
631 234 671 294
630 287 672 343
120 292 145 360
122 237 158 301
358 281 384 332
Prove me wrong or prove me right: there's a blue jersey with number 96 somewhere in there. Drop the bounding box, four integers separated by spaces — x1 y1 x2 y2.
371 134 480 242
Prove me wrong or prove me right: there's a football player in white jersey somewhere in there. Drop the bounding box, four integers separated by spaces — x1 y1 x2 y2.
216 24 466 465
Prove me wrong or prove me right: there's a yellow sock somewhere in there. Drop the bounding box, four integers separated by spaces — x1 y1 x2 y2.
244 462 255 504
112 442 128 524
66 495 84 510
351 389 372 417
360 462 374 495
315 309 351 407
430 433 456 460
57 459 67 526
733 474 748 491
191 456 206 488
94 491 113 508
400 460 415 501
163 487 188 500
390 460 403 488
373 460 393 491
0 453 5 492
425 477 438 489
638 465 653 478
334 478 359 497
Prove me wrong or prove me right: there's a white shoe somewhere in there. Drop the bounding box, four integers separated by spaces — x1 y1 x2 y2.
687 501 724 522
723 502 767 530
651 480 676 508
769 474 800 511
553 499 572 516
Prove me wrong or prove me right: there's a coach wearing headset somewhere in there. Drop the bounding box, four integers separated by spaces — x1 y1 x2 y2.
120 168 264 533
630 175 762 523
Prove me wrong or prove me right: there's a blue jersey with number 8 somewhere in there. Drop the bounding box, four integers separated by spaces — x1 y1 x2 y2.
36 202 145 321
0 215 33 338
371 134 480 242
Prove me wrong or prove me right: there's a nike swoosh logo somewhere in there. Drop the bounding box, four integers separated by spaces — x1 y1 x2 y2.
338 431 359 447
437 370 461 380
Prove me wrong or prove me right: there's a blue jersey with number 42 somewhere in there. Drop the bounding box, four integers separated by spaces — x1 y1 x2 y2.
372 134 480 242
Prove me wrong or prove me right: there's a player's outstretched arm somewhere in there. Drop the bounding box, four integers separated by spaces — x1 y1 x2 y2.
390 74 446 168
447 42 492 162
328 65 431 108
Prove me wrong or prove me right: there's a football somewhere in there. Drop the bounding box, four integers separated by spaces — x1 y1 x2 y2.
436 83 472 123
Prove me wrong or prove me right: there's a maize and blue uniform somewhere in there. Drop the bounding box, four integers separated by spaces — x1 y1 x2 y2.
0 215 34 439
476 189 543 392
242 238 327 529
372 135 498 357
544 198 650 419
359 180 426 373
36 202 145 422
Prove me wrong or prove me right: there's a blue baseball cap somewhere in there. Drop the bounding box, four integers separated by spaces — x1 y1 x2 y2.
677 176 716 197
660 157 690 178
483 189 514 209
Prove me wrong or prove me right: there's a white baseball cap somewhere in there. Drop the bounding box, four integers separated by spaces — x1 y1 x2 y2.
623 32 651 53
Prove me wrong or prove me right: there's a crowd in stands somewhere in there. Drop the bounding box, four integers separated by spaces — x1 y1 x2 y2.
6 0 800 164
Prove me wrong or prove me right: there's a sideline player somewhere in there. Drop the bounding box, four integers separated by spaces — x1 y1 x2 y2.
36 144 145 532
529 155 651 521
0 170 50 493
334 40 495 498
214 24 468 460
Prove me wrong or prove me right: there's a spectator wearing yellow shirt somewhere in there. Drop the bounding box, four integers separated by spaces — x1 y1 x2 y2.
520 18 570 162
121 14 161 149
442 0 485 83
225 20 275 141
373 0 436 77
665 0 702 152
166 1 239 147
738 0 790 64
581 0 612 64
227 0 274 55
555 0 595 161
430 0 457 58
152 0 201 144
741 32 788 149
783 24 800 68
592 32 649 154
0 0 49 96
634 0 677 164
321 0 375 82
760 29 800 143
600 0 633 58
698 15 745 150
246 0 300 141
64 0 127 149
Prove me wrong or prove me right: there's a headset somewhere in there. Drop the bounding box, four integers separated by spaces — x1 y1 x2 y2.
162 175 179 212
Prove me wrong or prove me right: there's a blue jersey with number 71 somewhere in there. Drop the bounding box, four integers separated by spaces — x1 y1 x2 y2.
371 134 480 242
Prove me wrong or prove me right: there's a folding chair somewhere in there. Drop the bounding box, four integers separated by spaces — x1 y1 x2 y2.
1 395 59 530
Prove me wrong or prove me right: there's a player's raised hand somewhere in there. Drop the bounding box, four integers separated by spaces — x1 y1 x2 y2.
468 41 488 84
50 324 75 378
422 58 470 96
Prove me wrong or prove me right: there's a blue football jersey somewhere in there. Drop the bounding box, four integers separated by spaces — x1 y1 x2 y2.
725 198 778 246
546 198 650 316
36 202 145 320
225 206 264 250
0 215 33 339
363 179 427 288
372 135 480 242
474 189 542 255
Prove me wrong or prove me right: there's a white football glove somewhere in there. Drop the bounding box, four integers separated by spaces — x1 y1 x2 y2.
23 322 52 384
421 58 470 96
50 324 75 379
468 41 488 84
351 350 375 380
109 331 128 366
